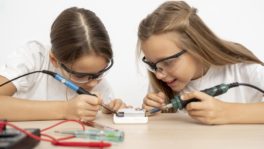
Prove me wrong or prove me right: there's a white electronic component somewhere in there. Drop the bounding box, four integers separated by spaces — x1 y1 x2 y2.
113 108 148 124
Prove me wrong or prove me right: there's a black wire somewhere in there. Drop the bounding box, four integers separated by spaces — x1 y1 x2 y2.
0 70 117 114
0 71 43 87
237 83 264 94
2 71 263 114
2 72 264 95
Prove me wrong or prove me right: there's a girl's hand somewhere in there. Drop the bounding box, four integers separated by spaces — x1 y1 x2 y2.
102 99 131 114
182 91 229 124
142 92 166 111
64 94 102 122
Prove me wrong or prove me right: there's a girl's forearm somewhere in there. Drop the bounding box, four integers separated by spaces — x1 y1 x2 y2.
0 96 67 121
226 102 264 124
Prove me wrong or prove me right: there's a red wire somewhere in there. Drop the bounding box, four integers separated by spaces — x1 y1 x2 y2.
40 120 85 141
41 120 85 132
41 133 75 141
40 133 57 141
52 141 111 147
5 122 54 143
56 135 75 141
0 121 6 133
2 120 112 148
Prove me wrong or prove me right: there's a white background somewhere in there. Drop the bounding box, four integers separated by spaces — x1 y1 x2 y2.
1 0 263 107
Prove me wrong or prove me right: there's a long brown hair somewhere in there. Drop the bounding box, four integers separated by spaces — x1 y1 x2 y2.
50 7 112 64
137 1 263 99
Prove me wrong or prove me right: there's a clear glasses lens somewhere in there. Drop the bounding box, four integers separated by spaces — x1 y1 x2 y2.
156 59 174 70
61 59 113 84
142 50 186 74
143 63 156 73
70 73 104 83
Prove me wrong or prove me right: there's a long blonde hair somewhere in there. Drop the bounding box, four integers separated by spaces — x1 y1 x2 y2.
137 1 263 99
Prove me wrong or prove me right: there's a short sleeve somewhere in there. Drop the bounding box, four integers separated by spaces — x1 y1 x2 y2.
241 63 264 89
238 63 264 102
0 41 47 92
91 78 115 103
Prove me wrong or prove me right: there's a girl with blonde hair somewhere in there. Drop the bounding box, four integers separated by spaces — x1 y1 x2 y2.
138 1 264 124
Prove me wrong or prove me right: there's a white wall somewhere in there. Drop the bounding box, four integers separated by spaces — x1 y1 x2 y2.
1 0 263 107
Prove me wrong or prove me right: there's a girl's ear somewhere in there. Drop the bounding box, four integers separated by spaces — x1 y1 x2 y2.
49 52 59 68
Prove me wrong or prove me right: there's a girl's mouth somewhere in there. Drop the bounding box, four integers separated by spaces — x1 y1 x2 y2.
166 79 177 86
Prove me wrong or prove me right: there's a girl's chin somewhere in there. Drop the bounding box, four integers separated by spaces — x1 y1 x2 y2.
169 82 185 92
171 86 183 92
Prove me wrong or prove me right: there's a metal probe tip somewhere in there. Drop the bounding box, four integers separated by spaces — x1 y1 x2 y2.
145 108 161 116
101 104 117 114
146 103 173 116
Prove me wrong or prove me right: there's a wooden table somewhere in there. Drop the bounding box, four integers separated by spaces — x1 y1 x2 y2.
12 112 264 149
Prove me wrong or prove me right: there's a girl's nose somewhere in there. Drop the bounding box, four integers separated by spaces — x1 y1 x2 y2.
84 79 99 89
155 71 167 80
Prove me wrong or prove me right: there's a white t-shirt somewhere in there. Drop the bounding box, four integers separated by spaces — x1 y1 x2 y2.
181 63 264 103
0 41 114 103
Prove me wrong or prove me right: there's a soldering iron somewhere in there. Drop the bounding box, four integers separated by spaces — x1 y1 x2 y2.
147 82 264 115
0 70 116 114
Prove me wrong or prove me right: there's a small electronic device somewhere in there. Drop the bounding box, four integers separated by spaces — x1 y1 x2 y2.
0 128 40 149
113 108 148 124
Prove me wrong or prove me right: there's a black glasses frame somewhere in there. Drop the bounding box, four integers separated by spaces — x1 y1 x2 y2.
60 59 114 79
142 50 186 71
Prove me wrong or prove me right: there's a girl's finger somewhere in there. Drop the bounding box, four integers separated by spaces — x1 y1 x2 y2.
143 104 155 111
147 93 165 104
181 91 213 102
185 102 206 111
187 110 207 117
144 98 163 108
113 100 123 111
78 109 97 117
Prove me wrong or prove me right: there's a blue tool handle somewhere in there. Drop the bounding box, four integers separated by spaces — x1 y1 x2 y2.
54 74 79 91
53 73 96 96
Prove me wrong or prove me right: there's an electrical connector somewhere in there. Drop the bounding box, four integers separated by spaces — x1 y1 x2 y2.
0 119 7 133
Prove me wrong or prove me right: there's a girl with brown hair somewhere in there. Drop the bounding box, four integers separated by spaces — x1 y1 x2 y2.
0 7 128 121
